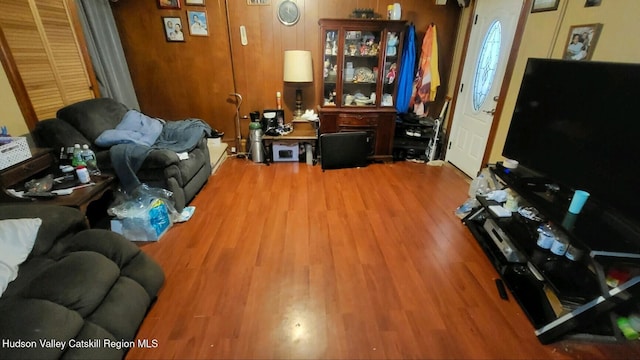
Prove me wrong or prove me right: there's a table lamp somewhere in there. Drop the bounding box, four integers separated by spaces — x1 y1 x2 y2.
283 50 313 118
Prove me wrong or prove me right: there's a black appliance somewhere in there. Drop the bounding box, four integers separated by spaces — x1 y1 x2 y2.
502 58 640 230
262 109 284 134
250 111 261 122
320 132 369 170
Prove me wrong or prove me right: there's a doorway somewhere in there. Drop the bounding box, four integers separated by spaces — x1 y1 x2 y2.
445 0 527 178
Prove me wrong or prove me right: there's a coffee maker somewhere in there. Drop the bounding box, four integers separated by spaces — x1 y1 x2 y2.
262 109 284 135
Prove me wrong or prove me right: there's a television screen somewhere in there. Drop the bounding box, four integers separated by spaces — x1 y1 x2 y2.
502 58 640 224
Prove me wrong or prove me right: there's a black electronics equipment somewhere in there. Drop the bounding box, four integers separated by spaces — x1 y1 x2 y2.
502 58 640 229
262 109 285 133
320 132 369 170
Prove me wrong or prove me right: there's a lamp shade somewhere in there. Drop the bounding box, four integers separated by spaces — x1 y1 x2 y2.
283 50 313 82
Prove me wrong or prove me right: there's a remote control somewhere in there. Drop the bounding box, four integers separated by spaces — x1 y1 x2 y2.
495 278 508 300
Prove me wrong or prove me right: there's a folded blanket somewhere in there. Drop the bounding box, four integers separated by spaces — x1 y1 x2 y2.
110 118 212 194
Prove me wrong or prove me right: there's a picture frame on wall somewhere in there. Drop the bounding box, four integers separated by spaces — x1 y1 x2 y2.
247 0 271 5
563 23 603 61
531 0 559 13
187 10 208 36
185 0 205 5
158 0 181 10
162 16 185 42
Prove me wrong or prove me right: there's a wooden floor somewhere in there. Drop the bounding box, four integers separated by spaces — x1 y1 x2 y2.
127 158 640 359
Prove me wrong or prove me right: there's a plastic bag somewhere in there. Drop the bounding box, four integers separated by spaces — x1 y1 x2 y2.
25 174 53 194
108 184 179 241
455 168 498 218
109 183 179 221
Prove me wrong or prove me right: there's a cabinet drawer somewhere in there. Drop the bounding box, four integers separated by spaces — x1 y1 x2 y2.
337 114 379 126
0 152 53 187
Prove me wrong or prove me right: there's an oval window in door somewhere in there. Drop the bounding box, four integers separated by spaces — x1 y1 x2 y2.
473 20 502 111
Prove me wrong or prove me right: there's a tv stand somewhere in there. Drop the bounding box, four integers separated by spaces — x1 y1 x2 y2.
463 163 640 343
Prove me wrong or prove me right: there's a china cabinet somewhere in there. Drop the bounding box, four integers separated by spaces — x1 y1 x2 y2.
318 19 406 161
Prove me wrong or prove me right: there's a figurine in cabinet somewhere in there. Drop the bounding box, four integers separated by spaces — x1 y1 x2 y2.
387 33 398 56
386 63 397 84
326 88 337 105
325 41 332 55
360 43 368 56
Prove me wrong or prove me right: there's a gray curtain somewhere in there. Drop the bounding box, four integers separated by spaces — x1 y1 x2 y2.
75 0 140 110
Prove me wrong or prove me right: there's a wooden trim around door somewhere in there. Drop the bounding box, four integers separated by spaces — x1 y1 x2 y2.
0 27 39 131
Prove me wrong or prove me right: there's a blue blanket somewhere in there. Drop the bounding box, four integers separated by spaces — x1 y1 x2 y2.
109 118 212 193
95 110 164 147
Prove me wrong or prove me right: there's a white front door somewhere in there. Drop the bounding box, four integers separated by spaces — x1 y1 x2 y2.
445 0 523 177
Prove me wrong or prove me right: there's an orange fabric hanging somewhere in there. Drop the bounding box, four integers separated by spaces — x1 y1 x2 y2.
410 24 440 116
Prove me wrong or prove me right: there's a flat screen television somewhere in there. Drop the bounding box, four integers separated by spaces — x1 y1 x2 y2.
502 58 640 227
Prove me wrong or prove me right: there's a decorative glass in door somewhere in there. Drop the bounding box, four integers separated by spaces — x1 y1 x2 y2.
322 29 339 106
342 29 381 107
472 20 502 111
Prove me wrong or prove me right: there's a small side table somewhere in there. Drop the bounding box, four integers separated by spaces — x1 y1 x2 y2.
47 174 115 216
0 148 55 202
262 119 319 164
0 148 116 227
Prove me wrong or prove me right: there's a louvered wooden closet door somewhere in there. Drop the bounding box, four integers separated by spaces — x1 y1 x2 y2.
0 0 95 125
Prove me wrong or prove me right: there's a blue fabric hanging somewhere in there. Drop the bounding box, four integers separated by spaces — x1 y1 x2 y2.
396 24 416 113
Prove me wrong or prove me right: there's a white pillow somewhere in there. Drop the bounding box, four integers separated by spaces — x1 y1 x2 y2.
0 218 42 297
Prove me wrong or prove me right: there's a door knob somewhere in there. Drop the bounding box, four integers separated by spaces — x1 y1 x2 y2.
484 108 496 115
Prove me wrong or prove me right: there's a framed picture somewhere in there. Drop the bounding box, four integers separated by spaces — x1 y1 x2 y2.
563 23 603 61
185 0 205 5
247 0 270 5
531 0 559 13
162 16 185 42
187 10 208 36
585 0 602 7
158 0 181 9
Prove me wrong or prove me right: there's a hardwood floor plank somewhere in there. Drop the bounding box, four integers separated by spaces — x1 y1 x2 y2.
127 159 640 359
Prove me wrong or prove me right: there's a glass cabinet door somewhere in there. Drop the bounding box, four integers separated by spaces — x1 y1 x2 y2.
322 29 339 106
381 31 400 108
342 29 381 107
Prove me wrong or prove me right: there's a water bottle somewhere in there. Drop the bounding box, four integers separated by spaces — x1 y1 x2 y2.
71 144 84 167
81 144 100 175
75 165 91 184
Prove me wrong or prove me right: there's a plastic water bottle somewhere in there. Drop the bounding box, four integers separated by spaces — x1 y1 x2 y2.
81 144 100 175
71 144 84 167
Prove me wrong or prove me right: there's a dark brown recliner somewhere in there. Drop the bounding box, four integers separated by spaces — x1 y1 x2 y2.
32 98 211 211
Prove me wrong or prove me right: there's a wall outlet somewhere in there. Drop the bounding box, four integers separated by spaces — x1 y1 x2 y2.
231 146 236 153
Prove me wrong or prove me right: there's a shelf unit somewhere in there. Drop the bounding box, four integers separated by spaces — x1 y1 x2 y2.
318 18 406 161
392 116 438 161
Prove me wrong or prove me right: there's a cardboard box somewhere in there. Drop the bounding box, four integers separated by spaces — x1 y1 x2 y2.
272 142 299 162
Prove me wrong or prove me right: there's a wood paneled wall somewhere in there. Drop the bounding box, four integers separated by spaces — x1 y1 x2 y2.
111 0 461 142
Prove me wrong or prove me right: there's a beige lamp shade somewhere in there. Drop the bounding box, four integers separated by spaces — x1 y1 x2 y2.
283 50 313 82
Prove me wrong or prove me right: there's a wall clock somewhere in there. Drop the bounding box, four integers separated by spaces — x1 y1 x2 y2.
277 0 300 26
